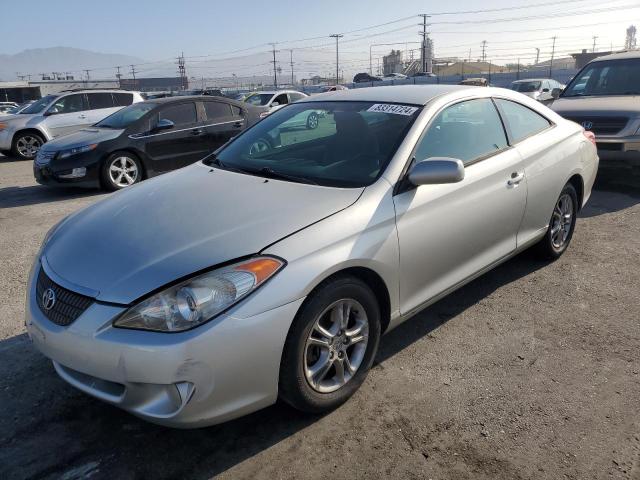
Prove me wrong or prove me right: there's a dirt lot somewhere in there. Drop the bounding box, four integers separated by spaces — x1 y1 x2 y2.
0 154 639 480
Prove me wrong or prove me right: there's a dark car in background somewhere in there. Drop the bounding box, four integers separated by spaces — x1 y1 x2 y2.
33 96 266 190
353 72 382 83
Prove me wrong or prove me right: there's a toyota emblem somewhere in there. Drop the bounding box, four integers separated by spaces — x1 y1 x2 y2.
581 121 593 130
42 288 56 311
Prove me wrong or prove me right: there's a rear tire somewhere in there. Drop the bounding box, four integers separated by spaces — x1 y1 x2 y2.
306 112 319 130
279 275 381 414
534 183 578 260
11 131 45 160
101 152 142 191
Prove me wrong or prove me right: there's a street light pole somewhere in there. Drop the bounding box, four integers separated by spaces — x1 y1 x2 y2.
330 34 343 85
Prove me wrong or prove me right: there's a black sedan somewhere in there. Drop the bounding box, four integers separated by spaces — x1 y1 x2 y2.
33 96 266 190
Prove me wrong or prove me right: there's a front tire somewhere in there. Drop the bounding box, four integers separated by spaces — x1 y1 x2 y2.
534 183 578 260
279 275 381 413
306 112 319 130
11 131 45 160
101 152 142 191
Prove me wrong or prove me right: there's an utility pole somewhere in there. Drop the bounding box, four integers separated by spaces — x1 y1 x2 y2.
419 14 431 74
549 36 557 77
130 64 137 90
535 47 540 65
177 52 187 91
270 43 278 88
330 34 343 85
481 40 487 63
83 69 90 82
115 66 122 88
289 49 295 86
592 35 598 52
516 58 520 80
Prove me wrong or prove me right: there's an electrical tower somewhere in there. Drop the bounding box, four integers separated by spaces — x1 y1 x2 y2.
115 66 122 87
481 40 487 63
177 52 187 91
330 34 343 85
289 49 295 86
419 14 432 74
270 43 279 88
130 64 137 90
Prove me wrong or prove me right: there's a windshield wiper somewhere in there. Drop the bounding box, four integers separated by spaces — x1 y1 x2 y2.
205 156 252 174
256 167 318 185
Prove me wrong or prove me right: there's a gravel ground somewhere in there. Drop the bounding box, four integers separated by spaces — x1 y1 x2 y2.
0 154 639 480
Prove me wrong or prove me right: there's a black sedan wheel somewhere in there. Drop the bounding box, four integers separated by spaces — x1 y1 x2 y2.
101 152 142 191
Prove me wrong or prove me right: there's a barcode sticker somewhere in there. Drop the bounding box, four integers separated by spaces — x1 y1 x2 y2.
367 104 419 116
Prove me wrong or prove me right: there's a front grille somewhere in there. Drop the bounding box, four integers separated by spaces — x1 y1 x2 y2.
36 268 93 326
563 116 629 136
35 150 55 165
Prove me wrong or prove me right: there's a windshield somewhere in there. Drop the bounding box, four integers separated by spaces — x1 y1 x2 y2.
95 102 157 129
563 58 640 97
511 81 541 92
20 95 56 114
212 101 421 188
244 93 273 106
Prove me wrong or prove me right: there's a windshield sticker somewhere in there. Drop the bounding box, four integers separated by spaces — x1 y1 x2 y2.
367 104 419 116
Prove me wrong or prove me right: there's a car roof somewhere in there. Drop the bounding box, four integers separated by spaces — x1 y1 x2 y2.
302 85 472 105
511 78 550 82
250 90 302 95
590 50 640 62
140 95 258 110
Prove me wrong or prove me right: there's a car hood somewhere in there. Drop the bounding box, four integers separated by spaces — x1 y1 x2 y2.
43 163 363 304
41 127 123 151
550 95 640 117
0 113 37 127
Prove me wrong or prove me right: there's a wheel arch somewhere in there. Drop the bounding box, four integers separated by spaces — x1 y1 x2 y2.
12 127 47 145
567 173 584 211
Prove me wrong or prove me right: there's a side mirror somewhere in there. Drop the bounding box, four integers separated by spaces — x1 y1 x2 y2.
44 107 59 116
271 101 280 107
155 118 174 131
551 88 562 99
408 157 465 186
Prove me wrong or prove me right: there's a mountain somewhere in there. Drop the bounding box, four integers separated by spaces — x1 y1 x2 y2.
0 47 144 81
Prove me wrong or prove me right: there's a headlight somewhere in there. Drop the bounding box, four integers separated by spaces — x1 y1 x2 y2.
58 144 97 159
113 256 285 332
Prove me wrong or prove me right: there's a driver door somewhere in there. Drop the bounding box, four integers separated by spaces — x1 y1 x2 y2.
393 98 527 315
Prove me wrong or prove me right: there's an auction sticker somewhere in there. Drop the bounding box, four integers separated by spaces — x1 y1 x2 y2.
367 104 419 115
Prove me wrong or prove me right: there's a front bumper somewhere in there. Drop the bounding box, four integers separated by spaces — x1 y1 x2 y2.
0 128 13 150
595 138 640 164
33 150 102 188
25 260 304 428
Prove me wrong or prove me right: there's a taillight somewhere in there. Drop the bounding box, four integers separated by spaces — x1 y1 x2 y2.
583 130 596 146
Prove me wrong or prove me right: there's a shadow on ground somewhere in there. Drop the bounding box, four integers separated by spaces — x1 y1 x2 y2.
0 185 103 209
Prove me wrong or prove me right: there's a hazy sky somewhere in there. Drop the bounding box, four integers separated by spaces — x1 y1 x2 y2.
2 0 639 79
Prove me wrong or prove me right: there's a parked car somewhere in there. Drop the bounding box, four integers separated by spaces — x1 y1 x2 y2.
459 77 489 86
550 50 640 170
26 85 597 428
510 78 564 104
0 105 15 115
319 85 348 92
33 96 266 190
0 90 143 160
353 72 383 83
243 90 307 113
9 100 37 113
384 73 407 80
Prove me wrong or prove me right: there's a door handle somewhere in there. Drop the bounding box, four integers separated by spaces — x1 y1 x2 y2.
78 114 87 119
191 128 204 136
233 121 244 128
507 171 525 186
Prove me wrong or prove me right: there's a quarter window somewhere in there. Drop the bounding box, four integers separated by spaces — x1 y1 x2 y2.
159 102 197 126
87 93 114 109
414 98 508 165
231 105 243 116
112 92 134 106
273 93 288 106
495 99 551 143
203 101 231 121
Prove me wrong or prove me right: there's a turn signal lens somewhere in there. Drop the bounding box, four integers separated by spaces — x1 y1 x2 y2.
582 130 596 146
0 123 7 131
234 258 283 285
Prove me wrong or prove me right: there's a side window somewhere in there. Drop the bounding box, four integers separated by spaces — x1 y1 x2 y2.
49 94 87 114
231 105 243 116
112 92 134 106
414 98 508 165
203 101 232 121
159 102 197 127
87 92 114 110
273 93 288 105
288 92 305 102
495 99 551 143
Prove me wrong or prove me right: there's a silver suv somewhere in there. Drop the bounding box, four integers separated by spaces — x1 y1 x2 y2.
551 51 640 170
0 89 144 159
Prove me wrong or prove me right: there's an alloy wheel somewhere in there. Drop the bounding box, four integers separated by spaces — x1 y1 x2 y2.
550 193 574 249
108 156 139 188
303 299 369 393
16 135 42 157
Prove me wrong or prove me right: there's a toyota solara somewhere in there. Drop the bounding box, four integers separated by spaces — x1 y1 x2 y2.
26 85 598 427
